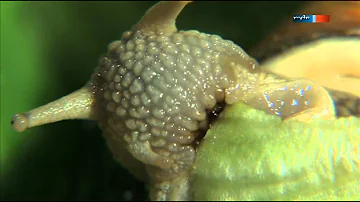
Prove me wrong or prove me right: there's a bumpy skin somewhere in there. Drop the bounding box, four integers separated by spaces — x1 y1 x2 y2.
11 1 336 201
89 3 336 200
90 22 262 201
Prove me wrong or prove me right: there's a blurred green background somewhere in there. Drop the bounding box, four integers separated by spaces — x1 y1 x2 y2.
1 1 304 200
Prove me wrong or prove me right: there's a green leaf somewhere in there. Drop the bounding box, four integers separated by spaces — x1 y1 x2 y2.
193 102 360 200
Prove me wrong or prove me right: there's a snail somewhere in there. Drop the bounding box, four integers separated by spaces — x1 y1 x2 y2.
9 1 357 201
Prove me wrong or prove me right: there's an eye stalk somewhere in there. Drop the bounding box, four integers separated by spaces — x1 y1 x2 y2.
133 1 192 34
11 113 28 132
10 87 96 132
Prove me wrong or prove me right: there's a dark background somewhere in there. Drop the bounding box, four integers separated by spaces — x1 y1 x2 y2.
1 1 304 200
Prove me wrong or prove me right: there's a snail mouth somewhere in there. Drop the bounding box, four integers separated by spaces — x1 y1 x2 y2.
193 101 226 149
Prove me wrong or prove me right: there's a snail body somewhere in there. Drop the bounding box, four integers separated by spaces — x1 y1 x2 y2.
11 1 336 200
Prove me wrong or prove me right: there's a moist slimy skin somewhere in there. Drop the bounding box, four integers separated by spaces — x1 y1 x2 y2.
10 1 336 201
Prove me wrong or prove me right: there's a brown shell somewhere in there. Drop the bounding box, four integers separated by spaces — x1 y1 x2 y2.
249 1 360 118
